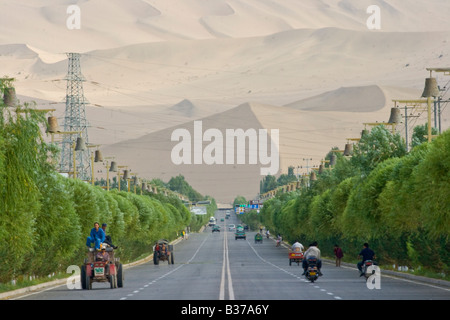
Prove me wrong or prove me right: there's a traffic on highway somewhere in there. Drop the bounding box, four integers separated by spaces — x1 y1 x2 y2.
12 209 450 313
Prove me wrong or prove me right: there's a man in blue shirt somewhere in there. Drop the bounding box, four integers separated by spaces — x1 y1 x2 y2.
357 243 376 276
86 222 105 250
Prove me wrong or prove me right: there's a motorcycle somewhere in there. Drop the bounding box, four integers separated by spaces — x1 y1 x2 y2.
305 256 319 283
362 260 377 279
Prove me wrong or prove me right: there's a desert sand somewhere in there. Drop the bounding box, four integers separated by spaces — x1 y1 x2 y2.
1 0 449 203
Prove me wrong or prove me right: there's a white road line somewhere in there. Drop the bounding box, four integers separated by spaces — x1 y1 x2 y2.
219 228 235 300
247 238 343 299
120 234 210 300
339 264 450 292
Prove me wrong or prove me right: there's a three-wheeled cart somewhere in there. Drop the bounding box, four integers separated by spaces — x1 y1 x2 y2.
289 251 304 266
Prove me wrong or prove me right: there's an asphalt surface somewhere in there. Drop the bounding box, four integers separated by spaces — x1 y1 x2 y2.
9 211 450 305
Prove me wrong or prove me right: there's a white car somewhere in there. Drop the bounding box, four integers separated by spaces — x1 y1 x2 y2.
228 224 235 231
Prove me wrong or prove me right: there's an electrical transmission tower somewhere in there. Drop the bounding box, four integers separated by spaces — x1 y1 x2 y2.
59 53 91 181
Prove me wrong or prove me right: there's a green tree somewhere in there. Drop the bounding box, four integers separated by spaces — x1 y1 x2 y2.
412 129 450 239
233 195 247 206
0 84 59 281
167 175 203 201
351 125 407 176
411 123 438 148
260 175 277 193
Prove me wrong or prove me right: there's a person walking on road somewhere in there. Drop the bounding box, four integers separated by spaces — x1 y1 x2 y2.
334 244 343 267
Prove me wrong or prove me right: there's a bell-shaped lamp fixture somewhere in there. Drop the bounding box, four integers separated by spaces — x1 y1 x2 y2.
343 143 353 156
109 161 118 172
47 116 61 133
122 170 129 180
388 108 402 124
318 164 324 174
421 77 440 98
330 154 337 166
361 129 369 138
94 150 103 162
75 137 86 151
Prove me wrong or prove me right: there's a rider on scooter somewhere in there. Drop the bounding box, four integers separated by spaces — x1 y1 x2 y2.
357 243 376 276
302 241 323 276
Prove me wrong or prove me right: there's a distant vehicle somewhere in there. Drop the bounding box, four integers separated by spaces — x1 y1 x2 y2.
362 260 378 280
228 224 236 231
212 225 221 233
235 226 246 240
153 239 174 265
209 217 216 226
289 251 304 266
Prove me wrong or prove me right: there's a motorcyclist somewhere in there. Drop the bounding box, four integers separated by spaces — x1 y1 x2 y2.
302 241 323 276
276 234 282 247
291 240 304 252
357 243 376 276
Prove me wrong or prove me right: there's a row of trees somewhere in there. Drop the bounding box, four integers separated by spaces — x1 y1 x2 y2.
0 89 215 283
260 167 298 194
245 125 449 273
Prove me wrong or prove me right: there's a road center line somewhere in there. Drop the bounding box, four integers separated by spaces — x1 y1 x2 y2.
219 228 235 300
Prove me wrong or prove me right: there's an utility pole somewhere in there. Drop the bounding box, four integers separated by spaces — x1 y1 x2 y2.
59 53 91 181
302 158 313 175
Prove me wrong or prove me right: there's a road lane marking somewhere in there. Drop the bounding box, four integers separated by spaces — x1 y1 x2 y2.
246 238 343 300
219 227 235 300
120 234 210 300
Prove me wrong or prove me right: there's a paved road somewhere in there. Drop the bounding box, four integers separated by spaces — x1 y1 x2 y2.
16 211 450 303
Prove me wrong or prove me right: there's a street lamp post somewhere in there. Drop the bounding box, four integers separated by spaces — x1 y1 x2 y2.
86 145 102 185
106 159 117 191
421 70 441 143
118 166 129 191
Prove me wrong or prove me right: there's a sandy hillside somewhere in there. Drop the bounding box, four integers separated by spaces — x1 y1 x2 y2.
101 84 441 202
1 0 450 202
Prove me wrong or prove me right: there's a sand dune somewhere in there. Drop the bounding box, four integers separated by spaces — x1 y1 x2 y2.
2 1 450 53
100 84 441 203
285 85 387 112
6 27 449 109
